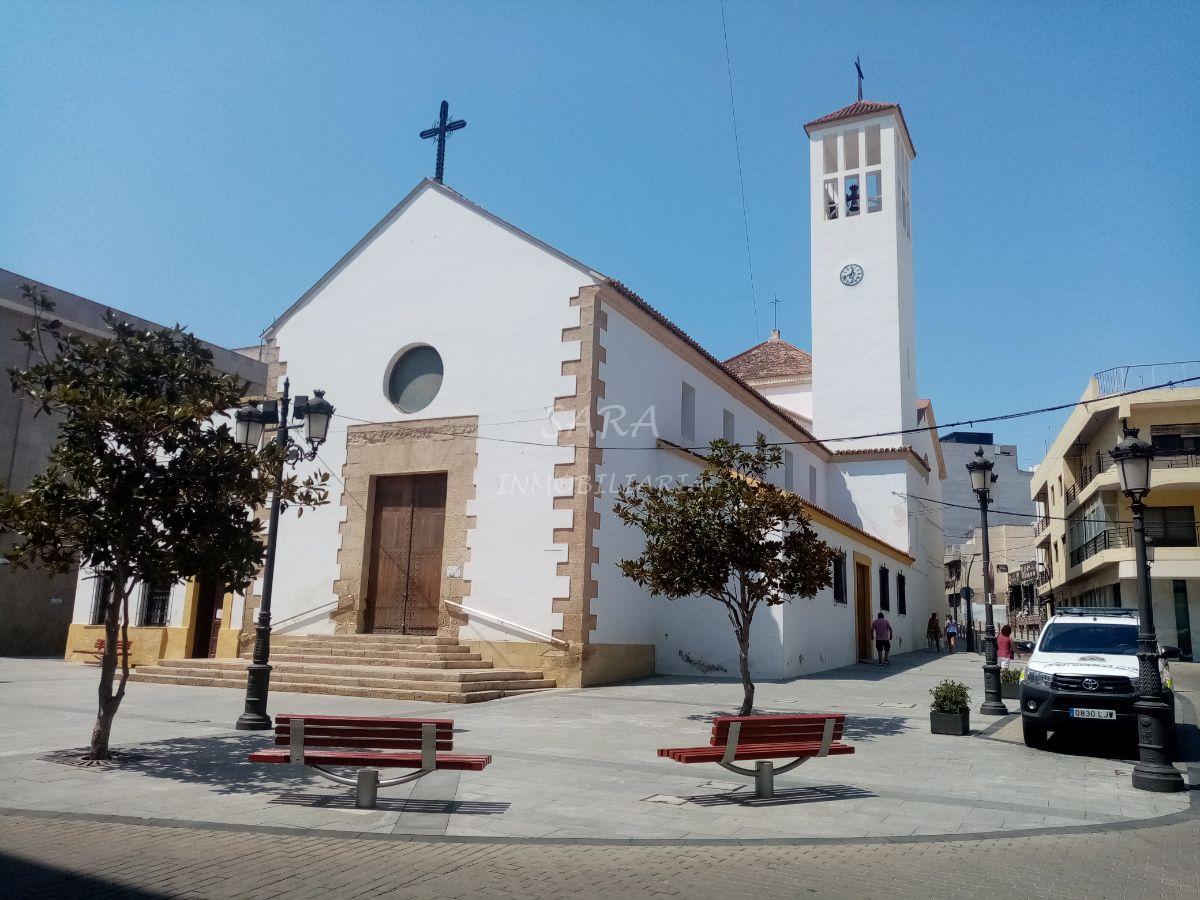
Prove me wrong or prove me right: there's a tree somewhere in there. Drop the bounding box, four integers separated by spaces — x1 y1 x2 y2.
0 286 328 760
613 436 837 715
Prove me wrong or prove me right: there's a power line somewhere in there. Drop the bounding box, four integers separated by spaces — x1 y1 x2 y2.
895 491 1134 527
720 0 759 341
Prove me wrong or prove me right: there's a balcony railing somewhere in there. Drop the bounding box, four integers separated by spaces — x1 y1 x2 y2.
1032 515 1049 536
1064 482 1079 506
1065 450 1197 508
1094 360 1200 397
1036 570 1051 586
1153 451 1200 471
1069 523 1199 567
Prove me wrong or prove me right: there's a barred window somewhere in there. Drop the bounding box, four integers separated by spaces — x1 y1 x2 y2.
897 572 907 616
90 573 114 625
832 552 847 604
879 566 890 611
140 583 171 627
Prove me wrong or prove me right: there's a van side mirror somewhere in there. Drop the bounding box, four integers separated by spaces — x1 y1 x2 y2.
1159 646 1181 660
1015 640 1035 654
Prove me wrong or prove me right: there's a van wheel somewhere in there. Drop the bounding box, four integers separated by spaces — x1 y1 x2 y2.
1023 719 1047 749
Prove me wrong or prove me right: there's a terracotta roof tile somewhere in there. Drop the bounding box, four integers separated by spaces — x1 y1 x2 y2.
724 335 812 380
804 100 916 157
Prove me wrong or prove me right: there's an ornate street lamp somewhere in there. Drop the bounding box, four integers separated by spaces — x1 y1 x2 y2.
232 378 334 731
967 447 1008 716
1110 425 1185 792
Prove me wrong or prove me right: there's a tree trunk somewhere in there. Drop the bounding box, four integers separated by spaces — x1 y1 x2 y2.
89 576 132 760
736 625 755 715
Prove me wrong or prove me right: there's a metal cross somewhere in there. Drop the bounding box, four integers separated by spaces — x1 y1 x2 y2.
855 56 864 101
419 100 467 184
769 295 782 331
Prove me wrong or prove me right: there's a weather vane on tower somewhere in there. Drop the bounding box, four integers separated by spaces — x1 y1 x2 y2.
419 100 467 184
855 55 864 101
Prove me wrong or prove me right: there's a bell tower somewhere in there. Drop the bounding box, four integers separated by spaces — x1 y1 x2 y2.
806 100 916 450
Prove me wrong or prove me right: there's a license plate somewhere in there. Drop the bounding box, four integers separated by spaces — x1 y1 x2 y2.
1069 708 1116 720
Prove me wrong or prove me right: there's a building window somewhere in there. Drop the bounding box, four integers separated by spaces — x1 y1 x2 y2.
1172 580 1193 661
866 170 882 213
845 174 860 216
832 552 847 604
823 135 838 174
897 572 906 616
140 583 171 627
680 382 696 443
1150 423 1200 455
90 573 114 625
865 124 881 166
1143 506 1197 547
722 409 735 443
808 465 818 501
824 178 839 220
879 565 890 611
843 128 860 170
783 449 794 492
386 344 444 413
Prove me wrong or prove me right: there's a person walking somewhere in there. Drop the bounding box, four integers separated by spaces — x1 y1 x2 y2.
871 612 893 666
944 614 958 654
926 612 942 651
997 623 1015 670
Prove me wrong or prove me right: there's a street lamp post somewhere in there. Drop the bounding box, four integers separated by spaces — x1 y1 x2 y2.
967 447 1008 716
233 379 334 731
1110 425 1185 793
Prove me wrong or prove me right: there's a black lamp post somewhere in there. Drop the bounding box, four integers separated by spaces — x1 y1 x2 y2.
1110 426 1185 793
967 447 1008 716
233 379 334 731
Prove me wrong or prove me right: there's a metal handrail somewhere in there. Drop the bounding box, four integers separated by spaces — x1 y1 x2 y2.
442 599 570 649
271 599 338 630
1032 515 1049 536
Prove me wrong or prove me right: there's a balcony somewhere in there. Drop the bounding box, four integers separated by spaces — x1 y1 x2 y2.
1032 515 1049 537
1094 360 1200 397
1069 522 1200 567
1069 529 1131 567
1066 449 1198 509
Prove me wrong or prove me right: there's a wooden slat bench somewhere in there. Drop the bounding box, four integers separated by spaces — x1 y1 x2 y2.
248 714 490 809
80 639 132 664
657 713 854 799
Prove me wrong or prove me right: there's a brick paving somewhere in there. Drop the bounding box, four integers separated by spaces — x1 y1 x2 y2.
0 808 1196 899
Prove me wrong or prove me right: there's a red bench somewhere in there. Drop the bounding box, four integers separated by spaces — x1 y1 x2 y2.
657 713 854 798
248 714 490 808
80 639 132 664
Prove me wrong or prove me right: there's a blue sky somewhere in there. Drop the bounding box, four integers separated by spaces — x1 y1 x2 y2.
3 1 1197 468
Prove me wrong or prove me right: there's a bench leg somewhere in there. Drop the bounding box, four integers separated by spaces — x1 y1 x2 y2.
355 768 379 809
754 761 774 799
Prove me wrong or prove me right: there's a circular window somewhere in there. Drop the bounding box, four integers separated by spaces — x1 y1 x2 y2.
386 345 444 413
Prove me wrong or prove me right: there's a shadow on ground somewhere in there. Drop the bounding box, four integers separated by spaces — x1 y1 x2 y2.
685 784 875 808
269 791 510 814
0 851 171 898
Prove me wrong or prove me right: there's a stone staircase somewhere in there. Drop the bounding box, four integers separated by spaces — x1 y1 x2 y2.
128 633 555 703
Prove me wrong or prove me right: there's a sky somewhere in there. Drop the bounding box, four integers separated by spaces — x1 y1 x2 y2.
3 1 1198 469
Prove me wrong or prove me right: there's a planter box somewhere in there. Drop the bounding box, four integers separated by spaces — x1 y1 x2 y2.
930 710 970 735
1001 682 1020 700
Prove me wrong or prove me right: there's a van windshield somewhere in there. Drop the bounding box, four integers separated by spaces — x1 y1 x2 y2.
1038 623 1138 655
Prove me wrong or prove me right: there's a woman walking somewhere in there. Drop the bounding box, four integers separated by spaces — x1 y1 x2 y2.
998 624 1015 669
927 612 942 651
944 614 959 654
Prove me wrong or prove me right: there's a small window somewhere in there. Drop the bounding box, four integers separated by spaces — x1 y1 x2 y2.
845 175 860 217
879 566 890 611
824 179 839 220
140 583 171 627
680 382 696 442
823 135 838 174
808 465 817 501
866 170 882 213
783 449 794 491
866 124 881 166
833 552 847 604
722 409 735 443
897 572 907 616
386 345 444 413
843 129 860 170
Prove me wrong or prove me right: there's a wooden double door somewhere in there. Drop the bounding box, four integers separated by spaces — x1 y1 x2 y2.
365 473 447 635
854 562 872 662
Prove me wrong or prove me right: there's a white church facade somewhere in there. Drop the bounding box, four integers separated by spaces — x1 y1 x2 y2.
67 99 947 691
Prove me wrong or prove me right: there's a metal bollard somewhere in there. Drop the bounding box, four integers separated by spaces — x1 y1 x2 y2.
356 768 380 809
754 761 774 799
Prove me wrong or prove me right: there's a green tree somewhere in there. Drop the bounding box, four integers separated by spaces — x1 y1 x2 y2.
1 286 328 760
613 437 837 715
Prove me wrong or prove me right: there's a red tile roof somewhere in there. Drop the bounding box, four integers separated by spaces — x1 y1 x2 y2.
804 100 916 157
724 335 813 381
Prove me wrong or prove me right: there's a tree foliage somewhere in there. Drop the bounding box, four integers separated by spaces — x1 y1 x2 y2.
613 437 837 714
0 285 328 758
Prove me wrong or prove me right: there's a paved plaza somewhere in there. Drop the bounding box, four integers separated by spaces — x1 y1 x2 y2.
0 651 1196 897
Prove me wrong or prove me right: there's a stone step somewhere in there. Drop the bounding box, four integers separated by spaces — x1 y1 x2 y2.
261 653 493 669
248 646 479 660
148 659 546 683
272 634 458 646
127 672 513 703
134 665 556 694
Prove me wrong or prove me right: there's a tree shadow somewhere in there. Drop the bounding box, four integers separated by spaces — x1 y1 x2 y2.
267 791 510 814
685 784 875 808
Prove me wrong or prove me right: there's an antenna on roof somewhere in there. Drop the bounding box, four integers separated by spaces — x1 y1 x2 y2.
855 55 865 101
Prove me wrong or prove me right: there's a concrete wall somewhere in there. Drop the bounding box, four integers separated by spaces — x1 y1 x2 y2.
941 441 1034 546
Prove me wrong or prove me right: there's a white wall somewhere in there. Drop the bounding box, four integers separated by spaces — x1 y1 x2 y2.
265 183 596 640
756 380 813 423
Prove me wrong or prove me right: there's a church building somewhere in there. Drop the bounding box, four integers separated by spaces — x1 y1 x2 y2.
69 98 947 699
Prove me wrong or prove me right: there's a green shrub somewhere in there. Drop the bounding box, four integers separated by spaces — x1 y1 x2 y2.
1000 666 1022 685
930 679 970 714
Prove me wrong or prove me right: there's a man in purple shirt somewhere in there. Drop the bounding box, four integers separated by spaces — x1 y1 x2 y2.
871 612 893 666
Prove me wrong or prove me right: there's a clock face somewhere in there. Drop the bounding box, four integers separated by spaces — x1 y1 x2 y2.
840 264 864 287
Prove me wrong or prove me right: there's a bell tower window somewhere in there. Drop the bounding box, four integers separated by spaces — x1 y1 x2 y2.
824 178 839 220
866 170 882 213
823 135 838 174
866 125 881 166
844 174 860 216
843 128 860 170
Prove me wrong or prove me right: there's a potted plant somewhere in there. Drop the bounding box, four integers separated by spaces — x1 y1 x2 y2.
930 679 971 735
1000 666 1021 700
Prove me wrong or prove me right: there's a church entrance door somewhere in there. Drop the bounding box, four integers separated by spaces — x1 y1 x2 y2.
190 582 223 659
854 562 872 662
366 473 447 635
